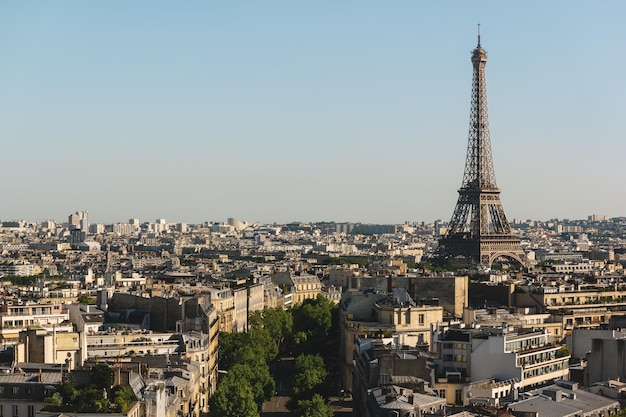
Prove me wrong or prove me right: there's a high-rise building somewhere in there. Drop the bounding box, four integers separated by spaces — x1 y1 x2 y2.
68 210 89 232
438 29 529 268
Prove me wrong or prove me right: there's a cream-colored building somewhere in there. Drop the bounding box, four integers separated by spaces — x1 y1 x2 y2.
0 302 70 345
86 331 181 358
269 272 321 305
515 286 626 312
204 286 235 333
15 327 83 369
290 275 322 305
339 288 444 391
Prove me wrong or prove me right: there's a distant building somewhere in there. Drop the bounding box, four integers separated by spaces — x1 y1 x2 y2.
588 214 609 221
77 241 101 252
68 210 88 231
270 272 321 305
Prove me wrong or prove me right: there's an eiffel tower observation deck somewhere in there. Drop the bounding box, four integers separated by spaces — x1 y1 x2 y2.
439 27 530 269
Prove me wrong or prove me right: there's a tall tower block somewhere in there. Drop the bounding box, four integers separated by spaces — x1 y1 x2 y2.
439 29 529 268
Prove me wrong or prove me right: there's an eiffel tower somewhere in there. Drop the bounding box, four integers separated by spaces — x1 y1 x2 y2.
439 28 529 268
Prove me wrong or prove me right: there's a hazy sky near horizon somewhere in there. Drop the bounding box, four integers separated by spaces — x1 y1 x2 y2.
1 2 625 225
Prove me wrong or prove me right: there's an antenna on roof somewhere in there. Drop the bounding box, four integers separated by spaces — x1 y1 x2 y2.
477 23 481 47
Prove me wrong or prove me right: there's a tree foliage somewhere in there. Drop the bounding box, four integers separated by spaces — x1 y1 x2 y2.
44 364 131 413
78 294 97 304
220 327 278 370
293 354 327 399
208 375 260 417
249 307 293 347
215 298 339 415
90 363 115 389
293 394 334 417
229 361 275 405
291 295 337 354
112 385 136 413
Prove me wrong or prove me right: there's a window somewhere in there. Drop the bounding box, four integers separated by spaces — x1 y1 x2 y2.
11 405 17 417
12 387 18 395
419 314 424 325
28 406 34 417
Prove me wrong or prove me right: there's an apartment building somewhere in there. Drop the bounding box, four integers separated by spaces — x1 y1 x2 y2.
0 367 62 417
431 325 570 405
270 272 322 305
0 302 70 345
15 327 82 369
339 288 443 391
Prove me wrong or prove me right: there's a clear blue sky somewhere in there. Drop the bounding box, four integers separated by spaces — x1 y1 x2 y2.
1 2 624 225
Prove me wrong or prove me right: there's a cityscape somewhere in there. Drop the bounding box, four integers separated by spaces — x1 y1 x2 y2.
2 3 626 417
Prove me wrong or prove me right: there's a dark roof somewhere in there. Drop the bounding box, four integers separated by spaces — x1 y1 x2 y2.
81 312 104 323
442 330 470 342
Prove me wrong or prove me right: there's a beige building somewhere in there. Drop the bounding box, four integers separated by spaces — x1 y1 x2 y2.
86 331 181 358
205 286 235 333
290 275 322 305
270 272 321 305
0 302 71 345
410 275 469 319
15 327 83 369
514 286 626 312
339 288 444 391
233 282 264 332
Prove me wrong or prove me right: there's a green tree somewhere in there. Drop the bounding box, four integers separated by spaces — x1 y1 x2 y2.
293 394 334 417
90 363 114 390
219 328 278 370
58 377 79 405
208 376 260 417
75 386 108 412
113 385 136 413
217 331 240 370
292 295 336 354
242 328 279 364
249 307 293 348
77 294 96 304
293 354 327 399
229 362 275 405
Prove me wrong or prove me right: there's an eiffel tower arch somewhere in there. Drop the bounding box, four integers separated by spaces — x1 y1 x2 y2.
438 28 530 269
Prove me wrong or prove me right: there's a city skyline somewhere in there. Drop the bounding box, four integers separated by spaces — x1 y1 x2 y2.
1 2 624 225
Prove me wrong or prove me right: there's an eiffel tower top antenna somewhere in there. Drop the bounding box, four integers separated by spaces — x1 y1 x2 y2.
477 23 481 47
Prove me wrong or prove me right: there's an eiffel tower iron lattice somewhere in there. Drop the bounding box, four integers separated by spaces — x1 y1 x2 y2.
439 29 529 268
